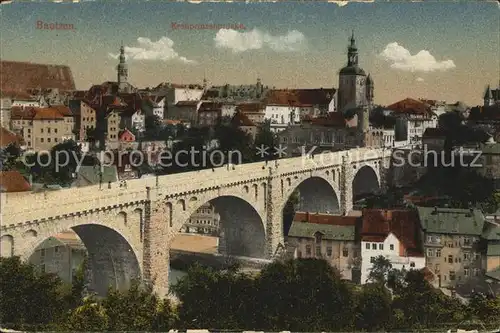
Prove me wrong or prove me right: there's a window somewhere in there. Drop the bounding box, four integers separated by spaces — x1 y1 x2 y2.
370 257 375 263
463 237 471 246
427 249 434 257
55 138 58 142
48 138 51 142
41 138 44 142
297 251 302 258
410 262 415 268
47 128 51 133
306 245 311 255
366 243 370 249
315 246 321 257
464 268 469 277
464 252 471 260
372 243 377 250
473 268 479 277
41 128 44 133
448 255 453 264
327 247 332 257
54 246 59 253
54 128 58 133
40 264 46 273
315 232 323 243
435 264 440 273
342 248 348 257
436 249 441 257
379 244 384 250
449 271 456 281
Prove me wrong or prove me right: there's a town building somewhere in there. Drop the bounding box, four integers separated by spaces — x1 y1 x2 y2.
68 100 97 141
29 230 86 284
180 203 220 235
231 111 258 141
10 105 75 151
360 209 425 284
263 89 336 133
151 82 205 124
387 98 438 146
422 128 447 152
476 141 500 189
198 102 224 126
286 212 361 282
235 103 266 125
417 207 485 290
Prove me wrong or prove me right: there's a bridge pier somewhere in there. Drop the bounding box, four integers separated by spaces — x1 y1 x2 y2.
143 203 170 298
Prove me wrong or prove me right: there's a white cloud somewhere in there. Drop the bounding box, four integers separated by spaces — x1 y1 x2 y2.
214 28 306 53
108 36 196 64
416 77 424 82
379 42 455 73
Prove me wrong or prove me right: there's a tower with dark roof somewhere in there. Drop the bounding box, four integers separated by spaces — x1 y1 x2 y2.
337 31 373 114
117 44 129 93
484 85 494 107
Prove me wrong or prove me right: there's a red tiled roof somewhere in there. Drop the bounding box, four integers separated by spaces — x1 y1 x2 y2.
10 106 37 120
0 126 25 148
265 89 335 107
231 111 255 127
361 209 423 257
0 60 75 92
386 98 433 116
33 107 64 120
0 171 31 192
423 128 446 138
119 128 136 141
293 211 358 226
50 105 72 116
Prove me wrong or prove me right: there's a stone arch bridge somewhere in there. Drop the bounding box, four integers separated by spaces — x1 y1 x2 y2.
0 147 392 297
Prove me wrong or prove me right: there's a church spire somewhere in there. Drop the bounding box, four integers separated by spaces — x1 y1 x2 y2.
347 31 358 67
117 43 128 93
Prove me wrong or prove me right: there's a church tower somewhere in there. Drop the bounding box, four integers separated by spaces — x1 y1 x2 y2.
484 85 494 107
337 31 367 113
117 43 129 93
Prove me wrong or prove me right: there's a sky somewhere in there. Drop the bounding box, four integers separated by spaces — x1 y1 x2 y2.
0 1 499 106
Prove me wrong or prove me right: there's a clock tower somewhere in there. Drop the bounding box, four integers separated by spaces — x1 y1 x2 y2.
337 31 372 114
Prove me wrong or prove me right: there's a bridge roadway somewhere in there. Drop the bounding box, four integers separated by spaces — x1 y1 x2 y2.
0 147 392 297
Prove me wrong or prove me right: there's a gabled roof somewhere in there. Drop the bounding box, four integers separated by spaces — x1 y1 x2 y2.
231 111 255 127
72 165 118 187
293 211 358 226
0 126 25 148
416 207 485 235
264 88 335 107
0 60 75 92
119 128 136 141
361 209 423 257
33 107 65 120
386 98 434 116
288 221 355 241
0 171 31 192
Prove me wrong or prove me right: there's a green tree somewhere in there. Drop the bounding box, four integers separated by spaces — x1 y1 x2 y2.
102 280 160 331
152 298 178 331
254 120 278 161
66 296 109 331
367 255 392 284
468 292 500 324
173 263 256 329
255 259 355 331
144 114 163 139
0 143 21 171
0 256 69 330
355 282 393 331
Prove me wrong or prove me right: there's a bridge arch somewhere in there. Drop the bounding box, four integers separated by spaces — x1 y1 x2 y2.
352 164 380 201
13 214 143 297
280 174 341 236
166 193 266 259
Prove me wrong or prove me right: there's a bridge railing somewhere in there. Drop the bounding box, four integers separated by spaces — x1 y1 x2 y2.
0 148 391 226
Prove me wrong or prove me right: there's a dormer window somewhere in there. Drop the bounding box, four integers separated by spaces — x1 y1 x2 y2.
314 232 323 243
